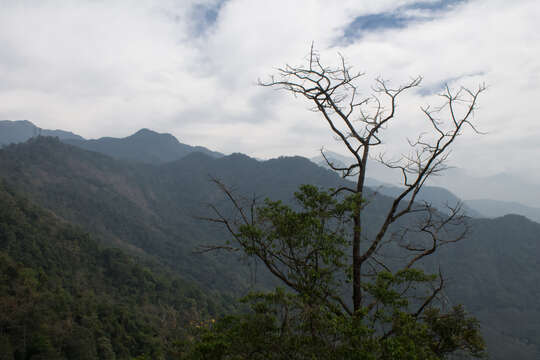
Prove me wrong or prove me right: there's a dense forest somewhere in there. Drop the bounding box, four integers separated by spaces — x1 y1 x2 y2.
0 180 231 359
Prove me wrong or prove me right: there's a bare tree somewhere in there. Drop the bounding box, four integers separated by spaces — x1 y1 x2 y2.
198 44 485 316
256 46 485 313
190 47 487 358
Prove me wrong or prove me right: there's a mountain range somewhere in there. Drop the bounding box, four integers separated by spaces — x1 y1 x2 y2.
0 119 83 144
4 119 537 222
0 120 222 163
0 120 539 359
465 198 540 223
312 149 540 222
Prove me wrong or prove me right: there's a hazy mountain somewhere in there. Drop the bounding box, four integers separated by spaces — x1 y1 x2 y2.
0 137 538 358
64 128 223 163
311 150 408 187
310 150 482 217
311 150 540 209
370 183 483 218
0 119 84 146
0 120 223 164
465 198 540 223
429 168 540 208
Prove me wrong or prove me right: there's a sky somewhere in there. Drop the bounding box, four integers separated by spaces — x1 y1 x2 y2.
1 0 539 197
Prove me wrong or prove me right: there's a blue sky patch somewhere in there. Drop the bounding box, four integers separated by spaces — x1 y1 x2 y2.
342 0 468 42
191 0 228 36
405 0 467 12
343 12 408 39
417 71 485 96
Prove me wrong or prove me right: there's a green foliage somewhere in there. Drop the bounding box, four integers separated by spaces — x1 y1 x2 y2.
0 181 230 359
182 186 485 359
183 283 484 359
235 185 350 300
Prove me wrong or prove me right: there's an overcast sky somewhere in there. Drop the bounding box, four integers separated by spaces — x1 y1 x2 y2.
1 0 539 186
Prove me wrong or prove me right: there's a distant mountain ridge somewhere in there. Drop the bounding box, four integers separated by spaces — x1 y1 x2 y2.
64 128 223 163
0 119 84 145
5 120 539 222
465 198 540 223
0 119 223 163
310 150 482 218
429 168 540 208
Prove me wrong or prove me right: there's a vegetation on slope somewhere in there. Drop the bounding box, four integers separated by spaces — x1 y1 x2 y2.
0 181 230 359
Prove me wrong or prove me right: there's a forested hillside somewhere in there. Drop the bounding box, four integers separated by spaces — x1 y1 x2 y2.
0 181 230 359
0 137 347 294
0 137 539 358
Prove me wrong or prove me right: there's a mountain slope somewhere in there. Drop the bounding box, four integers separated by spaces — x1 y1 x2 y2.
435 214 540 359
0 137 245 293
0 180 229 359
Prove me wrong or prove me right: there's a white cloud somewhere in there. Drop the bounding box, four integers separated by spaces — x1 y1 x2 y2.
0 0 539 194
